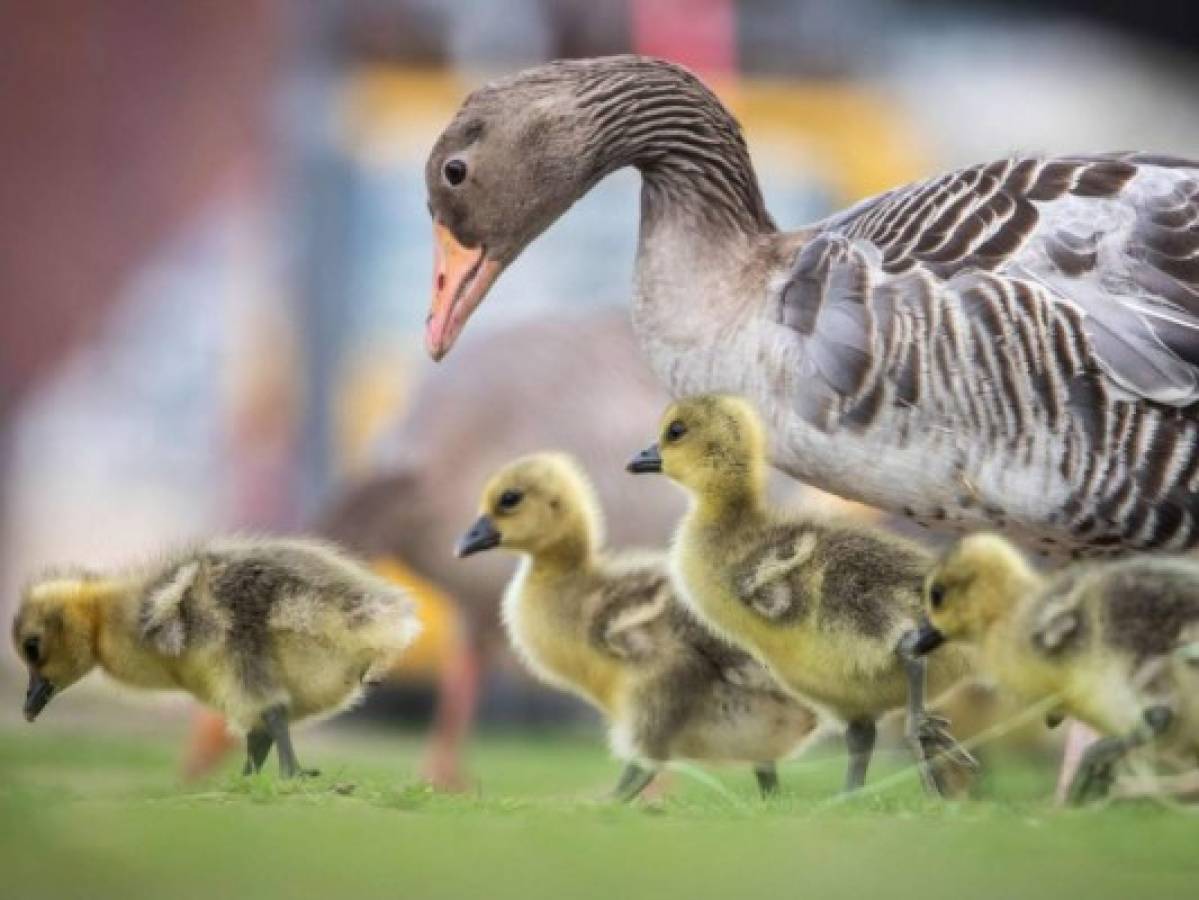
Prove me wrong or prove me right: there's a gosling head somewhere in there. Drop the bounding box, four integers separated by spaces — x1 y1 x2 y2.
628 394 767 502
913 533 1037 655
456 453 603 560
11 572 104 722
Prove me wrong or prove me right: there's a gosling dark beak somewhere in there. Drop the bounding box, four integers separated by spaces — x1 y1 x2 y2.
911 624 946 656
23 673 55 722
626 443 662 474
455 515 501 558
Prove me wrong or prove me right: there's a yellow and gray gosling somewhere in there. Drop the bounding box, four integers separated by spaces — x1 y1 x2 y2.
628 394 976 797
12 537 420 778
455 453 822 801
913 533 1199 804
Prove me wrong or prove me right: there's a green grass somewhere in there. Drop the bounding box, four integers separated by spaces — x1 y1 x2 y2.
1 720 1195 900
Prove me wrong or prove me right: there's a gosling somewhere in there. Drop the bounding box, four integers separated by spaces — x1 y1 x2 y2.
456 453 822 801
629 394 976 797
914 533 1199 804
12 537 420 778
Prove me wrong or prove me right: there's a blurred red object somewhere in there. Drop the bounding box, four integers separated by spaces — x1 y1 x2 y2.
0 0 280 417
629 0 735 77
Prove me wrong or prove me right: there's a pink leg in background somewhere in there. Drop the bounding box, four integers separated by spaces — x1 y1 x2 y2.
181 707 238 781
420 634 481 792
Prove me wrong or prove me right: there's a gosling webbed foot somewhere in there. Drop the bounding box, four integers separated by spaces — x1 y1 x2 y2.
1066 737 1128 805
609 761 657 803
907 713 979 798
276 757 321 780
1066 705 1173 806
753 763 780 798
260 704 314 780
242 728 274 776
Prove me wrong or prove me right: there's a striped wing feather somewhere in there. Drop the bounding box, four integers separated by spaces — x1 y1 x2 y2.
778 154 1199 552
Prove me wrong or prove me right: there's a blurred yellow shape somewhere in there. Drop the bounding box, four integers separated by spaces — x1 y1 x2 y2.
334 351 415 476
372 556 463 681
341 66 930 204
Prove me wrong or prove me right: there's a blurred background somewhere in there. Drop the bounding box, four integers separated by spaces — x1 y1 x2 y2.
2 0 1197 786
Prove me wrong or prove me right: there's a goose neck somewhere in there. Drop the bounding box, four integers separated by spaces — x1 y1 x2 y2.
576 60 775 240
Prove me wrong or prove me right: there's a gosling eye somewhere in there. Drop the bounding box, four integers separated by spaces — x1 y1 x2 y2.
928 583 946 610
498 489 524 512
443 158 468 187
665 419 687 443
21 636 41 667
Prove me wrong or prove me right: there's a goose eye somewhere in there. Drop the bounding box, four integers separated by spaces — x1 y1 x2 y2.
665 420 687 442
22 636 40 666
928 583 946 610
443 159 468 187
498 489 524 511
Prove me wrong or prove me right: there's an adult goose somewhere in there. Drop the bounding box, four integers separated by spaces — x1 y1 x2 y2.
424 55 1199 557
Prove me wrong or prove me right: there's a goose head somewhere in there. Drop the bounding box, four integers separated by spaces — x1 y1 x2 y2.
12 573 104 721
425 66 603 361
630 394 768 505
915 533 1037 653
424 56 771 361
457 453 602 560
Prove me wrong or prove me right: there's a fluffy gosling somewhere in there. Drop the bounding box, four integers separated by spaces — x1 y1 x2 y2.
914 533 1199 803
629 394 976 797
12 537 420 777
456 452 822 800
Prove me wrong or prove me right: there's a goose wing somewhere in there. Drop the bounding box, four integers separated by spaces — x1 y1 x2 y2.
775 154 1199 551
782 154 1199 413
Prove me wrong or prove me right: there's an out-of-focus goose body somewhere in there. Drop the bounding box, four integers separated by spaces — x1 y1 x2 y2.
423 55 1199 557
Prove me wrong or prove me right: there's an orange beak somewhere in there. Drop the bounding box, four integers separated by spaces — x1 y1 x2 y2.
426 220 502 361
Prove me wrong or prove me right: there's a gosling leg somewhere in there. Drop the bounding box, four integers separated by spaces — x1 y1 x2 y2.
261 705 319 779
1067 705 1173 805
898 630 978 797
844 719 877 793
753 762 780 798
242 728 274 775
610 761 657 802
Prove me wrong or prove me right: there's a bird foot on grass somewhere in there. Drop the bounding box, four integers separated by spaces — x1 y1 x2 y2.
1067 740 1126 805
911 714 979 797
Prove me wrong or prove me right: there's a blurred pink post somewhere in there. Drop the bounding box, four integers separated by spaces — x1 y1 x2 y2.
629 0 736 77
